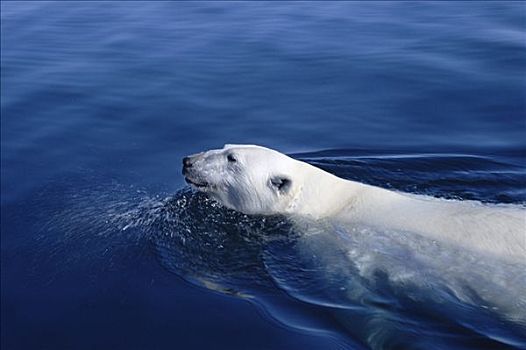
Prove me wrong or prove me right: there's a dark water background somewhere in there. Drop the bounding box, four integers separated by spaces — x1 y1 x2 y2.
2 2 526 349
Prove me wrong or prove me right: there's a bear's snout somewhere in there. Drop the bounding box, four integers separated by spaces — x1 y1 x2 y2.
181 154 207 187
183 156 193 168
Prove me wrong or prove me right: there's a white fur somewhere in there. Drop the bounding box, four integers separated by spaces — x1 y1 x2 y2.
183 144 526 261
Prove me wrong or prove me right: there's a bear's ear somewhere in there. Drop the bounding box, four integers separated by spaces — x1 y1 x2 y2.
270 175 292 194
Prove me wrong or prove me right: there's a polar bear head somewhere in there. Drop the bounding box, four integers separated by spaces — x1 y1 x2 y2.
182 144 304 215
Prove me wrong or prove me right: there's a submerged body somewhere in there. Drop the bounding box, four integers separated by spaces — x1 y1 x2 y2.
182 144 526 261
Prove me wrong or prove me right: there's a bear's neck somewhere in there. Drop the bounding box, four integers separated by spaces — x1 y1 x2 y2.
287 162 363 219
288 164 526 260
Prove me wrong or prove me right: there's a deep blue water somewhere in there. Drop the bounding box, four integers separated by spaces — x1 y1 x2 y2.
2 2 526 349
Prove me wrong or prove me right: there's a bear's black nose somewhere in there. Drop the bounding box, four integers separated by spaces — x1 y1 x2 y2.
183 156 192 168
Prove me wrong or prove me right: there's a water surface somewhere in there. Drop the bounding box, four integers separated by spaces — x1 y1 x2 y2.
2 2 525 349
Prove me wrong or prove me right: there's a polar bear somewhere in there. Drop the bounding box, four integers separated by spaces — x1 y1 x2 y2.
182 144 526 261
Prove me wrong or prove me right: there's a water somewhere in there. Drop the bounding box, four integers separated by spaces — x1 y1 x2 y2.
2 2 525 349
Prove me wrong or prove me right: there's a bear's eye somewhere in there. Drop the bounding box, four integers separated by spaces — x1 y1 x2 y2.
227 154 237 163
